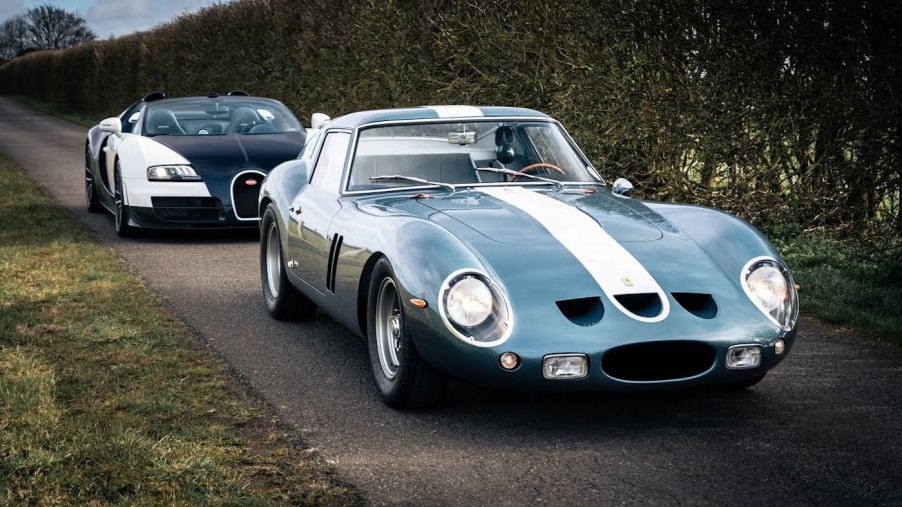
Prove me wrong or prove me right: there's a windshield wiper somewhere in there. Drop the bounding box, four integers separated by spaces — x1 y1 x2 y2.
475 167 564 191
370 175 457 192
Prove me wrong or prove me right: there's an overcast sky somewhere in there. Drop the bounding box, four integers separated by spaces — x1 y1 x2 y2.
1 0 233 38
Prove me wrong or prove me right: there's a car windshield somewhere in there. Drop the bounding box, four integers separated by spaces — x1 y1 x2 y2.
346 120 601 192
143 97 301 136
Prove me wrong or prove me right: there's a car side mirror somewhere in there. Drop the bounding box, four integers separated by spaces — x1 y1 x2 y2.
612 177 634 197
311 113 331 130
99 117 122 137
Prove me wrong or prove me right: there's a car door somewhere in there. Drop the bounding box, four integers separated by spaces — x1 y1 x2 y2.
287 130 351 293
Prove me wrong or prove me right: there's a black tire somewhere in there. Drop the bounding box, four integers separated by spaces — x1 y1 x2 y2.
85 146 101 213
728 373 766 390
367 257 446 409
260 205 315 320
113 160 134 237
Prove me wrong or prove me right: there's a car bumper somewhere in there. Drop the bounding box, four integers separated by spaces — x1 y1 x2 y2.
123 178 260 229
409 309 797 391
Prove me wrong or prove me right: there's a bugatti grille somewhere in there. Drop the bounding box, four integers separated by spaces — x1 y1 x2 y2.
232 173 264 219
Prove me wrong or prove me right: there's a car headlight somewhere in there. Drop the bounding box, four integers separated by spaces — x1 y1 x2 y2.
439 270 512 347
740 257 799 331
147 165 202 181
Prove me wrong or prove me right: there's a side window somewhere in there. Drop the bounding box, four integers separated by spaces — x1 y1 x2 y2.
310 132 350 194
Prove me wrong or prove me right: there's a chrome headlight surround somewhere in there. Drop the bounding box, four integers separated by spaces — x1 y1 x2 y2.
438 269 513 347
147 165 202 181
740 256 799 331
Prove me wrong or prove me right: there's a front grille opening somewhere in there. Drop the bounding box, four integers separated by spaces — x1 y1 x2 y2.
673 292 718 319
613 293 662 318
602 341 715 381
233 172 265 219
151 196 223 222
556 296 604 326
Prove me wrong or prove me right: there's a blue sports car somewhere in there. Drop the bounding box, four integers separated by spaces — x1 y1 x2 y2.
258 106 799 408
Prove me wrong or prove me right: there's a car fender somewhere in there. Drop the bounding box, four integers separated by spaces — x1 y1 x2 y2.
645 201 785 280
115 136 191 205
259 158 311 247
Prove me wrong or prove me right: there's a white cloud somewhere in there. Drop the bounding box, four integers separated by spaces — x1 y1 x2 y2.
86 0 227 38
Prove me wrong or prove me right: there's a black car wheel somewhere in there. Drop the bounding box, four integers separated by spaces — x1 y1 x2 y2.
367 257 446 409
260 205 315 320
113 160 134 237
85 146 101 213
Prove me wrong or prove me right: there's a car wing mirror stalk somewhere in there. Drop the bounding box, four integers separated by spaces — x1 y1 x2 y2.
612 177 634 197
99 117 123 138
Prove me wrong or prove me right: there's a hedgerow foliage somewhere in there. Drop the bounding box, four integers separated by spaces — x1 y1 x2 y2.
1 0 899 235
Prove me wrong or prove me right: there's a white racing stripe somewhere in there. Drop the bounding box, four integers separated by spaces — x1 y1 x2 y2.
479 186 670 323
428 105 484 118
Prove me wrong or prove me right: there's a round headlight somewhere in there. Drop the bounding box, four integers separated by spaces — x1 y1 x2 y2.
446 276 493 327
439 270 513 347
741 257 798 331
746 265 788 311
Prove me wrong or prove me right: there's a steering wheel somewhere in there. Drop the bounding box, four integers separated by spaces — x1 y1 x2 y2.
509 162 566 181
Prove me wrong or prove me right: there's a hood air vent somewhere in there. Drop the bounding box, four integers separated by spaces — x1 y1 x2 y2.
672 293 718 319
556 297 604 326
613 293 663 318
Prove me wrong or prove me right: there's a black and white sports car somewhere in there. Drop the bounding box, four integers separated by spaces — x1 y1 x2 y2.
85 91 306 236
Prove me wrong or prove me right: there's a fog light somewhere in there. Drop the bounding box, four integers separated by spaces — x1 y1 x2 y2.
500 352 520 370
542 354 588 379
774 339 785 355
726 345 762 369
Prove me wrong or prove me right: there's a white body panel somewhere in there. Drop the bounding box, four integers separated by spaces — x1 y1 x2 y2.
111 135 211 206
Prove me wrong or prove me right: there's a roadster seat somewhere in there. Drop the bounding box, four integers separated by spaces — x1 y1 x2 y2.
146 109 186 135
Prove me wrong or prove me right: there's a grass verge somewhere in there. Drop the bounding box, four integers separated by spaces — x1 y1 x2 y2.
11 95 100 128
0 155 359 504
771 227 902 345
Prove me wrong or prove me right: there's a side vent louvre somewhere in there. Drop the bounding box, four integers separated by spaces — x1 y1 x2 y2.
613 293 663 318
556 297 604 326
672 293 718 319
326 234 343 293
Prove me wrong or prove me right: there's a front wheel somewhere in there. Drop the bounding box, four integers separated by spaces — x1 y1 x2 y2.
113 161 134 237
367 257 446 409
260 205 315 320
85 147 101 212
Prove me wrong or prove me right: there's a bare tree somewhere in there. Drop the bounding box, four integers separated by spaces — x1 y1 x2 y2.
24 4 95 50
0 16 29 61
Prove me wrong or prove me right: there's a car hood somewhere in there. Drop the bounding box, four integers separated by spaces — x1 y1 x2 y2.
417 187 664 244
151 132 304 202
367 187 741 303
152 133 304 174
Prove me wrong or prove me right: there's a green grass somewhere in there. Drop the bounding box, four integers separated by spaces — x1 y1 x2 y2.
11 95 101 128
771 226 902 344
0 155 360 504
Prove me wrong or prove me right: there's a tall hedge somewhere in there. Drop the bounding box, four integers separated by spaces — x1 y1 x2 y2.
1 0 899 234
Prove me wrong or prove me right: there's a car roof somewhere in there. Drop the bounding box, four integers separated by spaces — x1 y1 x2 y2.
146 96 281 106
327 106 550 129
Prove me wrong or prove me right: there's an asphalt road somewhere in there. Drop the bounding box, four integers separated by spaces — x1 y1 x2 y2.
1 96 900 506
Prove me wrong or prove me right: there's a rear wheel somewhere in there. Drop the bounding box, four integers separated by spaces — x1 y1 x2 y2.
84 146 101 212
260 205 315 320
367 257 446 409
113 160 134 237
